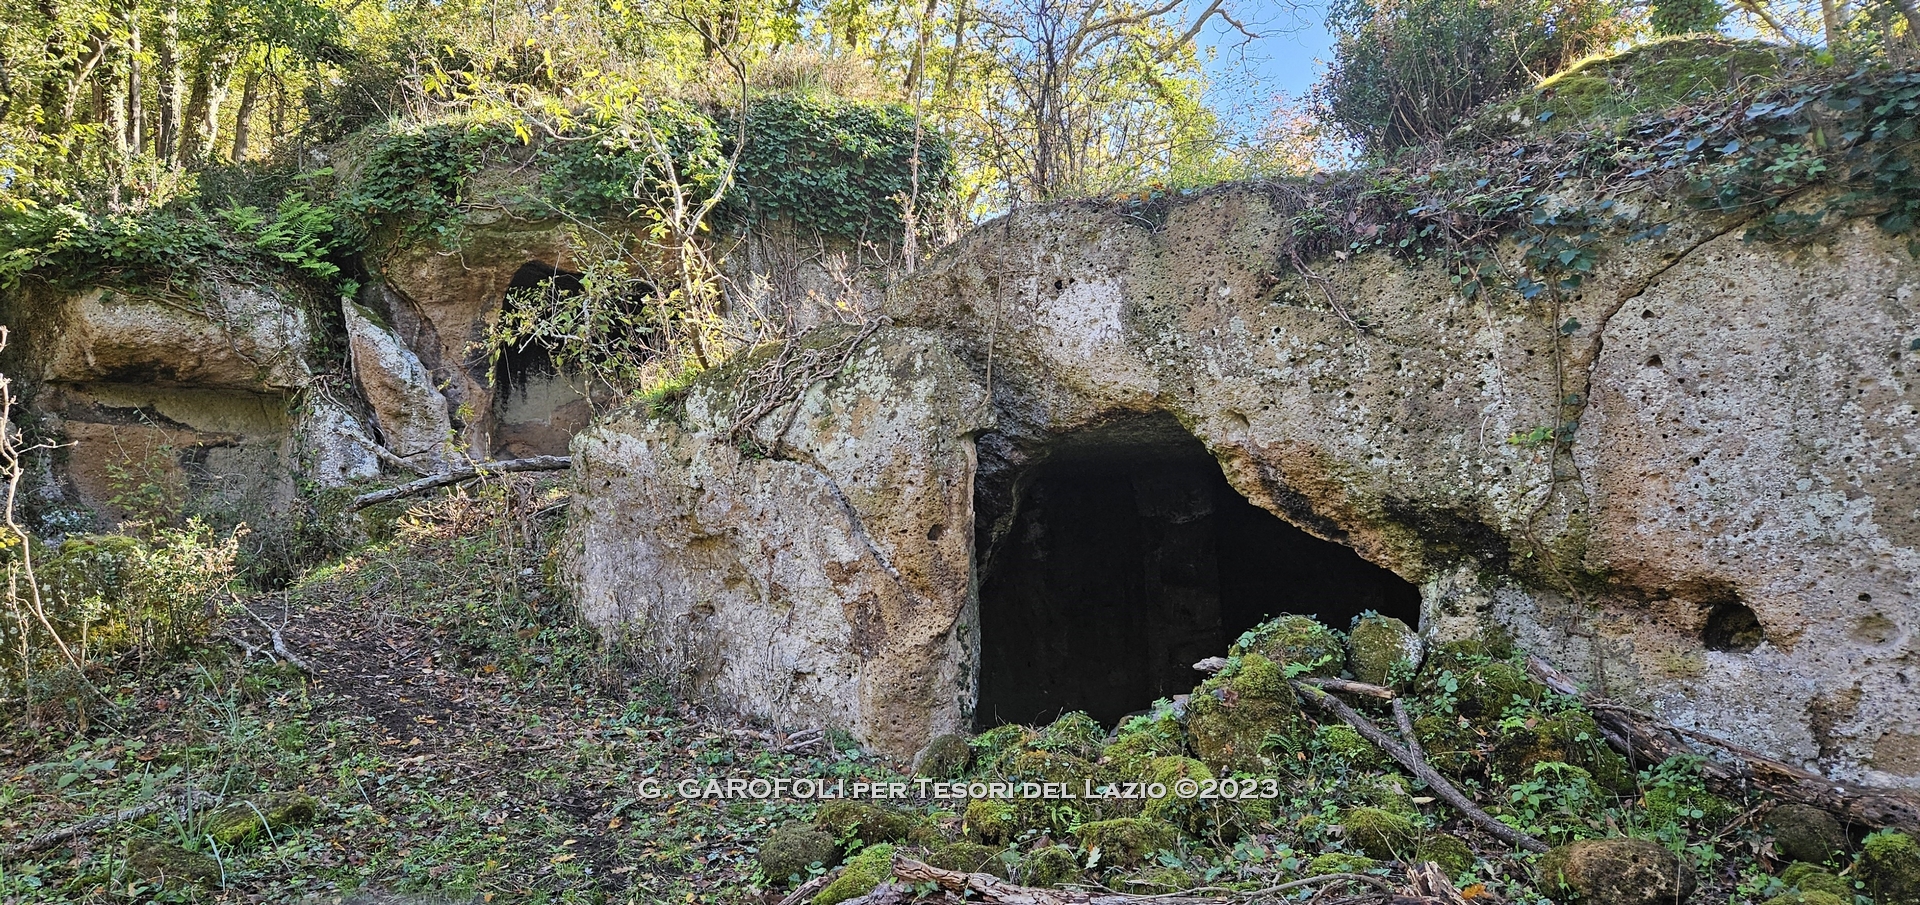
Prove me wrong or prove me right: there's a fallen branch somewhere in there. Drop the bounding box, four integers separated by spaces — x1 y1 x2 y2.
1292 680 1551 854
1299 677 1397 700
237 596 313 675
1526 656 1920 836
345 456 571 512
890 856 1398 904
3 790 219 858
777 872 834 905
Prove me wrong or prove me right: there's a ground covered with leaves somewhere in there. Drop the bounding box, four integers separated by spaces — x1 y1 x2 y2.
1 483 910 904
3 485 1919 905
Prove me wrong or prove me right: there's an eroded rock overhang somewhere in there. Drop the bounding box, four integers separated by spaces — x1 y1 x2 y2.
568 184 1920 786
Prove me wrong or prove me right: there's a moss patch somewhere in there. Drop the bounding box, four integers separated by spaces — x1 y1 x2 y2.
1074 818 1178 866
1232 615 1344 677
814 843 896 905
814 801 919 848
1020 845 1083 887
759 823 842 887
925 841 1010 879
202 792 319 849
912 733 973 779
1860 830 1920 905
1340 806 1418 860
1187 653 1302 774
1347 614 1422 686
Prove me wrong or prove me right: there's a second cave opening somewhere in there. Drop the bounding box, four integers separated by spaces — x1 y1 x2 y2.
974 416 1422 729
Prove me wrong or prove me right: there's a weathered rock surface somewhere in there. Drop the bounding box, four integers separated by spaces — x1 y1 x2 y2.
568 184 1920 782
568 325 986 754
344 301 455 470
1535 837 1696 905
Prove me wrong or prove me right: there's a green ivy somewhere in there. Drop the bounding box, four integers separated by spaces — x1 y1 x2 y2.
728 93 952 241
340 123 493 244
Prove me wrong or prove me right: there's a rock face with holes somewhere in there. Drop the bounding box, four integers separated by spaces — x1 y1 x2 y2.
568 326 987 753
569 184 1920 781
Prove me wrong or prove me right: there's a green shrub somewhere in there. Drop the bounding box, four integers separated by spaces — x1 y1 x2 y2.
1315 0 1634 151
3 522 237 698
730 92 952 241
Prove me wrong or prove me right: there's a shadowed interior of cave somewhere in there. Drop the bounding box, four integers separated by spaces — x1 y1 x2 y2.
493 262 584 397
973 417 1421 729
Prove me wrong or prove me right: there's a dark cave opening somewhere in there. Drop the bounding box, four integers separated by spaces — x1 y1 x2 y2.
973 416 1422 729
493 262 584 398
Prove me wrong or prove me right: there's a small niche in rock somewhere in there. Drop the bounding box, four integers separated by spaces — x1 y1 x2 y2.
1703 598 1765 653
973 414 1421 729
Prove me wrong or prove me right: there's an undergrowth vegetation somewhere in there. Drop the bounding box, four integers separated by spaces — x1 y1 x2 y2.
0 482 913 904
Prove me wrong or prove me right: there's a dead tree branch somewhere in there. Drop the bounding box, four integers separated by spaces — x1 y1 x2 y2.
1526 656 1920 835
1292 680 1551 854
345 456 571 512
3 790 219 858
890 856 1398 904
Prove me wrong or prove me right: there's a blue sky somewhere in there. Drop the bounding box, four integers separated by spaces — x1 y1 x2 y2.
1196 2 1336 128
1198 4 1336 99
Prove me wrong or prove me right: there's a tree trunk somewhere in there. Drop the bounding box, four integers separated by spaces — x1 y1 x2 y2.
183 39 240 164
123 0 142 155
228 65 260 162
155 0 182 164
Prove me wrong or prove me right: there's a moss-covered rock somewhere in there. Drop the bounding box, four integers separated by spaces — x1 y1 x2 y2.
1411 712 1482 778
1116 865 1200 893
814 801 919 848
1419 632 1516 678
925 841 1011 879
912 733 973 779
1445 661 1544 723
964 799 1017 845
969 724 1037 770
814 843 896 905
1232 615 1345 677
1860 830 1920 905
1467 36 1798 141
1035 711 1107 761
1139 756 1214 834
1416 833 1476 875
1074 818 1178 866
1535 838 1696 905
1762 892 1848 905
1347 615 1423 686
1019 845 1083 887
1765 805 1848 865
1340 806 1418 860
1102 714 1189 780
1492 710 1635 793
1306 852 1378 875
201 792 319 849
1779 862 1853 898
760 823 843 886
1187 653 1302 774
126 839 222 889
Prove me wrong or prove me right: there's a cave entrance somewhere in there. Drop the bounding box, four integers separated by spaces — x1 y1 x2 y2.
973 415 1422 729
